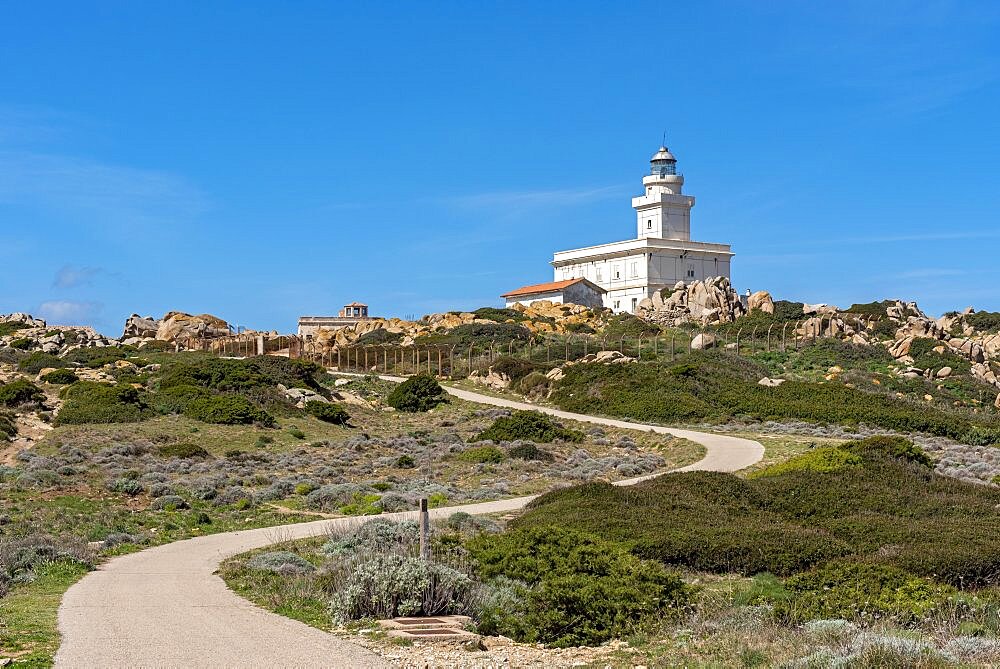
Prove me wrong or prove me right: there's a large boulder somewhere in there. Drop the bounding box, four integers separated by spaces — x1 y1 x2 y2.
122 314 159 339
690 333 718 350
155 312 230 342
747 291 775 315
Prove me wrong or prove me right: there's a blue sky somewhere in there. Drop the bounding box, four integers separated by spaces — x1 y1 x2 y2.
1 1 998 334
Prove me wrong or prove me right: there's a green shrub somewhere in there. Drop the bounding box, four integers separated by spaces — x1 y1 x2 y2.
776 561 957 624
475 410 583 443
514 446 1000 586
750 436 931 479
62 346 130 368
158 355 324 393
967 311 1000 333
386 374 448 412
40 368 79 385
340 492 382 516
16 352 66 374
908 337 971 374
0 379 44 407
108 477 144 496
507 442 554 462
0 412 16 441
472 307 528 323
748 446 864 479
183 395 275 426
841 435 933 468
0 322 29 337
550 353 983 442
9 338 33 350
305 401 350 425
457 446 505 464
600 314 661 339
151 384 210 414
288 427 305 439
56 382 153 425
395 455 416 468
156 443 211 459
517 371 552 398
488 356 541 383
846 301 894 317
354 328 403 345
468 526 689 647
419 322 531 348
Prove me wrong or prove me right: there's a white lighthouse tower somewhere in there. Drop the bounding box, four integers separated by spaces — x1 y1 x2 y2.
544 142 734 314
632 145 695 241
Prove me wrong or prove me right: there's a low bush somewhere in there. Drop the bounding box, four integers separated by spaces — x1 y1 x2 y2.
40 368 79 384
354 328 403 346
550 352 986 442
56 382 153 425
9 338 33 350
156 443 211 459
158 355 325 394
468 526 689 647
386 374 448 412
776 561 957 625
507 442 555 462
183 394 275 426
62 346 130 368
395 454 416 468
475 410 583 443
750 436 931 479
0 412 15 441
150 495 189 511
472 307 529 323
457 446 505 464
517 371 552 398
305 401 350 425
329 552 475 623
513 437 1000 586
0 379 44 407
150 383 210 414
967 311 1000 333
108 477 144 496
487 356 542 383
247 551 316 575
17 351 68 374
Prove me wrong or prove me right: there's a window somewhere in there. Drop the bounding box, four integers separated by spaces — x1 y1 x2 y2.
631 298 637 311
596 268 603 282
613 300 620 310
630 262 638 278
614 265 621 280
686 264 696 279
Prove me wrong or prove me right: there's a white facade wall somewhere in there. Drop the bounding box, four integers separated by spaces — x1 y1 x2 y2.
505 290 565 308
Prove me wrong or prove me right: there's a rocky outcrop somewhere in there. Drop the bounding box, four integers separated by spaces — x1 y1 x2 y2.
1 313 116 354
747 291 775 315
122 314 159 339
156 312 230 342
636 277 746 326
690 333 718 350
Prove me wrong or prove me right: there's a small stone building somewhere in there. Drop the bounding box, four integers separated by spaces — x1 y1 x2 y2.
298 302 373 339
501 278 606 309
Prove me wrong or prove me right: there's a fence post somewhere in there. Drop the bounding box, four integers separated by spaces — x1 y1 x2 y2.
736 328 742 356
751 326 758 354
419 498 430 561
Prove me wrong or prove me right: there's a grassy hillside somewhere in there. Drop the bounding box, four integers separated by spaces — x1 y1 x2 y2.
549 348 1000 445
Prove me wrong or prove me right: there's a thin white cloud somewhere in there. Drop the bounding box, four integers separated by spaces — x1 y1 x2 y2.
432 185 625 210
53 265 104 289
891 268 967 279
836 230 1000 244
37 300 103 325
0 150 207 230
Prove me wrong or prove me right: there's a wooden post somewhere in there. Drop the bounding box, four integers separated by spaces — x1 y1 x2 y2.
419 498 430 561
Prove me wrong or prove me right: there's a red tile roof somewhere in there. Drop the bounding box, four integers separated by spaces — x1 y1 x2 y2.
501 278 605 298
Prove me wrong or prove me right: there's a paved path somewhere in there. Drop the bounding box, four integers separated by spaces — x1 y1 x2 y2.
55 382 763 668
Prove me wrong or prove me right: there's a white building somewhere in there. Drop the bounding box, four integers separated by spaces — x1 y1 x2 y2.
502 278 606 309
551 145 733 313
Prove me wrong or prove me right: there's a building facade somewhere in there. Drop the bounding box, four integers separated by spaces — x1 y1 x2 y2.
502 278 606 309
297 302 373 339
551 145 733 313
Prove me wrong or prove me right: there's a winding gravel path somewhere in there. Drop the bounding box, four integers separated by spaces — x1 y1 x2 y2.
55 383 764 668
